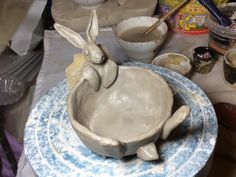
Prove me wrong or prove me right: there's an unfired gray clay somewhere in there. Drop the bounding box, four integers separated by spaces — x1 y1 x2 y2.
73 0 107 9
54 10 190 161
73 0 126 8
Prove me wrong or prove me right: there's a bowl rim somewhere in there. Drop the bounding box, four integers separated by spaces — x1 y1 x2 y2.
113 16 168 45
152 53 192 75
224 48 236 68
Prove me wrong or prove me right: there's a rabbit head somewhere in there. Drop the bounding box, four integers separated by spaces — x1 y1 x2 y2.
54 10 105 64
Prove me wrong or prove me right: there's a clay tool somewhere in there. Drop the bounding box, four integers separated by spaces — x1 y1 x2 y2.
144 0 190 36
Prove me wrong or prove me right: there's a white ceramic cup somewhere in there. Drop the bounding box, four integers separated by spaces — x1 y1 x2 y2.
114 16 168 64
152 53 192 76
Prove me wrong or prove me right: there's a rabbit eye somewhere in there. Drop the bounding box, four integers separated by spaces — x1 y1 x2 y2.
84 49 89 56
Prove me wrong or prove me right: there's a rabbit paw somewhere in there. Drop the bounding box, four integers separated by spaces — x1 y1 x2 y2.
81 64 101 91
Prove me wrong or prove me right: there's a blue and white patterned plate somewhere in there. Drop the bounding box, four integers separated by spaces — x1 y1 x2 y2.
24 63 217 177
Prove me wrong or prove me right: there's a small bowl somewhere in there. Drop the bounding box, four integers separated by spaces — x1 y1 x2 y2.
67 66 174 160
73 0 107 9
113 16 168 63
152 53 192 76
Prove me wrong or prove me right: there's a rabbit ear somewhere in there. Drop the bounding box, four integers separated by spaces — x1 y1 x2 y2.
86 10 99 43
54 23 87 48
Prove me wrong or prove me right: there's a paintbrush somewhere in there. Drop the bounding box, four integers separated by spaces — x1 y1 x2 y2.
144 0 190 36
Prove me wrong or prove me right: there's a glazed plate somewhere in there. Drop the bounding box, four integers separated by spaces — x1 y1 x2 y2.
24 63 217 177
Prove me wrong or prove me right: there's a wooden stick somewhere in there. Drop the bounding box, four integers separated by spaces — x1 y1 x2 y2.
144 0 190 36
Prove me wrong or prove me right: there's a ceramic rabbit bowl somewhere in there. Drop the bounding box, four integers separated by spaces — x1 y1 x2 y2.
67 65 189 161
54 10 190 161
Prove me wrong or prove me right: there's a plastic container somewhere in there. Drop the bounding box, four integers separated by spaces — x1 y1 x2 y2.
158 0 228 35
206 3 236 55
159 0 209 34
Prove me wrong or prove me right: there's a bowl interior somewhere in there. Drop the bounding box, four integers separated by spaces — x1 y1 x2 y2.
114 16 168 44
72 67 173 142
152 53 192 75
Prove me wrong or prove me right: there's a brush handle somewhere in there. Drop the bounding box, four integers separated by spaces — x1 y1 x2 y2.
144 0 189 35
198 0 232 27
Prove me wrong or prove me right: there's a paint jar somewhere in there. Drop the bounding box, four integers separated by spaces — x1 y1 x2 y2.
158 0 209 34
193 46 218 73
206 3 236 55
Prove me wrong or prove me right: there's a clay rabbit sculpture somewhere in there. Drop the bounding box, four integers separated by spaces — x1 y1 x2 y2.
54 10 118 91
55 10 191 162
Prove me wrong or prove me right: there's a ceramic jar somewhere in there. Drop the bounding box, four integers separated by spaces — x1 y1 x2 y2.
73 0 107 9
193 46 217 74
223 48 236 86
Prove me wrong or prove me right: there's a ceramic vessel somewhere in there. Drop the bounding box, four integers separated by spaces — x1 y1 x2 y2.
152 53 192 76
113 16 168 63
223 48 236 87
193 46 217 74
24 63 218 177
67 65 190 160
54 10 190 161
73 0 107 9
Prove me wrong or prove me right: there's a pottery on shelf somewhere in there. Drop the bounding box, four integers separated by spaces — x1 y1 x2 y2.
73 0 107 9
113 16 168 63
54 10 190 161
52 0 158 32
73 0 127 8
